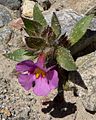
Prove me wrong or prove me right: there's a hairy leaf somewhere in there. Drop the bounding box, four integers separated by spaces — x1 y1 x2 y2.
25 37 46 50
51 12 61 38
69 15 94 46
56 47 77 71
33 3 47 27
22 18 43 36
4 49 36 62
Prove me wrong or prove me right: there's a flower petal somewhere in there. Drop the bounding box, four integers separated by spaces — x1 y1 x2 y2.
18 74 34 90
16 60 35 72
33 76 51 96
47 70 59 90
37 53 46 67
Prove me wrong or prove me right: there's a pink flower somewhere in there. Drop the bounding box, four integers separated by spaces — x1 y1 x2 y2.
16 53 59 96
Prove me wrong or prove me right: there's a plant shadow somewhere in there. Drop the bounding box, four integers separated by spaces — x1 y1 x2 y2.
42 68 77 118
42 29 96 118
42 92 77 118
41 70 87 118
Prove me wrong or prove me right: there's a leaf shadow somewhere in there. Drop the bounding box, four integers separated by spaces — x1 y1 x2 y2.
70 29 96 59
69 71 88 90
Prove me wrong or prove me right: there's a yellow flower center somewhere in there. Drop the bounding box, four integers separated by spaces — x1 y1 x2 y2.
34 68 46 79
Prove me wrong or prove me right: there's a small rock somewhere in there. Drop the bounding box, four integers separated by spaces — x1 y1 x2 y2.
0 4 12 28
0 108 11 117
0 28 12 53
22 0 43 17
0 4 13 47
0 28 12 44
9 18 24 30
0 0 21 10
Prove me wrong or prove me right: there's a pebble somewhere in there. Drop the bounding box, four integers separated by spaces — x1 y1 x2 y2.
22 0 43 17
0 0 21 10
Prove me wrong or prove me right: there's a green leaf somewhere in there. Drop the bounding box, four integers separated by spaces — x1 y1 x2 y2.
25 37 46 50
51 12 61 38
69 15 94 46
56 47 77 71
33 3 47 27
22 18 43 36
4 49 36 62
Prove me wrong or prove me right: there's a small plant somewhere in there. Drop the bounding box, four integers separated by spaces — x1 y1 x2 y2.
5 4 94 96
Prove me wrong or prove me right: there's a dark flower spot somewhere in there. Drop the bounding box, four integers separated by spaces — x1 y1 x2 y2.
32 81 35 87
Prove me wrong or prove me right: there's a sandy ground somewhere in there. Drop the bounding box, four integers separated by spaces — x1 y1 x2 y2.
0 54 96 120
